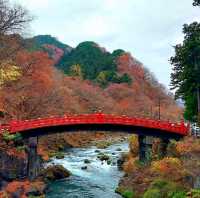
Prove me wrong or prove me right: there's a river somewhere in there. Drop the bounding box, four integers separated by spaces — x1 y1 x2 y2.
46 141 129 198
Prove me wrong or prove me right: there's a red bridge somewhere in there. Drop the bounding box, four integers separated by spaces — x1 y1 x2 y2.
0 113 189 138
0 113 190 180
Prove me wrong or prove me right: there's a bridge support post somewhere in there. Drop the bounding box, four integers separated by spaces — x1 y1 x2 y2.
27 137 41 181
159 138 169 159
138 135 153 164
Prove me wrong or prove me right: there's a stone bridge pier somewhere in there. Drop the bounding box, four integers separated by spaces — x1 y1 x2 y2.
138 135 153 163
26 137 42 181
138 135 169 164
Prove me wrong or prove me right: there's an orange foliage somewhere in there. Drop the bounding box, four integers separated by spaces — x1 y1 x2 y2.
176 137 200 155
6 180 30 194
117 53 145 79
6 147 26 159
37 147 49 161
151 157 185 181
0 46 182 122
5 180 45 198
123 156 139 173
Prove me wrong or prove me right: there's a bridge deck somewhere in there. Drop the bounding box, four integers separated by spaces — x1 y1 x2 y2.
0 113 189 137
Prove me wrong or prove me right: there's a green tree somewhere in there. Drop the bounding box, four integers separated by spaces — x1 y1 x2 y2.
193 0 200 6
119 73 132 85
112 49 125 57
170 22 200 122
58 41 117 80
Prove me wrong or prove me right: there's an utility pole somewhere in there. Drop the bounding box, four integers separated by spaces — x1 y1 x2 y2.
150 106 153 118
158 97 161 120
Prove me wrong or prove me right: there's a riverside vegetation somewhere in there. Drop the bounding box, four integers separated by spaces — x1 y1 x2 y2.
116 135 200 198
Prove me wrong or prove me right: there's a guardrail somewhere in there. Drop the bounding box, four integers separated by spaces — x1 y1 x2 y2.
0 113 190 136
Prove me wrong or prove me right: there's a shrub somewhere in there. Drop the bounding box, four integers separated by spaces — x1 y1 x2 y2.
121 190 135 198
151 157 185 181
16 145 26 152
115 187 135 198
143 179 186 198
2 131 22 143
167 140 179 157
190 189 200 198
143 189 161 198
168 191 186 198
175 137 200 155
129 135 139 157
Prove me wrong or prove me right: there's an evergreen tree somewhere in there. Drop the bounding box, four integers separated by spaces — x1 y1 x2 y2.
170 22 200 122
193 0 200 6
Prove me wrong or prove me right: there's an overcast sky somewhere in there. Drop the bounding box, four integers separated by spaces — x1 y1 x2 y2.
13 0 200 88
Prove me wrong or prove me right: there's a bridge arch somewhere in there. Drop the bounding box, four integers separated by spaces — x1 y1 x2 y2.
2 113 189 139
0 113 189 180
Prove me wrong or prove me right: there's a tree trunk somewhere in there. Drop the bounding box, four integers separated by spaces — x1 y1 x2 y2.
197 87 200 126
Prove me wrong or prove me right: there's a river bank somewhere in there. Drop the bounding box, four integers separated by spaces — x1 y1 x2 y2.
117 136 200 198
0 132 129 197
45 141 129 198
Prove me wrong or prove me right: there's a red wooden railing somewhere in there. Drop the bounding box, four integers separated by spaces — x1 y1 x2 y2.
0 113 189 136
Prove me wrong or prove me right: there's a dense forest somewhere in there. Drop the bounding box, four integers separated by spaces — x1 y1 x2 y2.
0 34 182 122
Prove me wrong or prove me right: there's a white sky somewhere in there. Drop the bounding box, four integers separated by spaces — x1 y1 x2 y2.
12 0 200 87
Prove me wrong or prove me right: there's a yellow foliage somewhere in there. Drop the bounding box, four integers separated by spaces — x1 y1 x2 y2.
129 135 139 157
70 64 82 78
0 62 21 85
151 157 185 181
96 71 107 85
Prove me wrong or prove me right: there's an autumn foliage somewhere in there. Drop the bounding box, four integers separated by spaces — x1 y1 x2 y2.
151 157 185 181
0 180 46 198
0 35 183 124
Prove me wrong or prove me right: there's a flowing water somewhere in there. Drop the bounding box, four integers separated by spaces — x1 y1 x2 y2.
46 141 129 198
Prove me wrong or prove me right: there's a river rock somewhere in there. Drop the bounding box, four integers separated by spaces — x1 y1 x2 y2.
97 153 110 161
107 159 112 165
84 159 91 164
55 152 65 159
81 166 88 170
26 188 41 196
40 165 71 181
117 153 128 170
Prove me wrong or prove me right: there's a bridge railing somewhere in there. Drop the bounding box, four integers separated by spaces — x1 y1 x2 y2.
0 113 189 136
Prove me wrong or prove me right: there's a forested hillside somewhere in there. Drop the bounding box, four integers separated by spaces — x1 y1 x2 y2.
0 34 182 122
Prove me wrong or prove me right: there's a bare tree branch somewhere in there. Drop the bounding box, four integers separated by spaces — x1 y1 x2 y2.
0 0 33 35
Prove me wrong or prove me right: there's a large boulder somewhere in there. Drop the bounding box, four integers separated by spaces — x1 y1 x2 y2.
40 165 71 181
